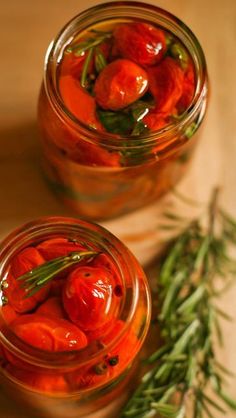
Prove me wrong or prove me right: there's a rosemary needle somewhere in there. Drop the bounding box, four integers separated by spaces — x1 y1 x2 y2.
15 250 98 298
120 188 236 418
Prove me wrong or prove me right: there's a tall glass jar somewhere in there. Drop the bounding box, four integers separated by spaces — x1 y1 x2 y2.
0 217 151 418
38 1 208 220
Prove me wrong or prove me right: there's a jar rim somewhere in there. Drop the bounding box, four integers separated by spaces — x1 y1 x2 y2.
44 1 208 150
0 216 151 369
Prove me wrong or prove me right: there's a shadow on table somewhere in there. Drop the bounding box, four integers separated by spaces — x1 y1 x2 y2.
0 121 71 234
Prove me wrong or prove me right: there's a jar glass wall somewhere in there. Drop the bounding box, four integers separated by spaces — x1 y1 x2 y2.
0 217 151 418
38 1 208 220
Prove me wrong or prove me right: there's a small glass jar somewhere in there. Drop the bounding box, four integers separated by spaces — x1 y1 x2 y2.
38 1 208 220
0 217 151 418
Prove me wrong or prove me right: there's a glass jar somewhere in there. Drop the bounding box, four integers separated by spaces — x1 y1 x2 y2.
0 217 151 418
38 1 208 220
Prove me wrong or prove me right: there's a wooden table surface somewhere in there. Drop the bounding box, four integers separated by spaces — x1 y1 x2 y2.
1 0 236 416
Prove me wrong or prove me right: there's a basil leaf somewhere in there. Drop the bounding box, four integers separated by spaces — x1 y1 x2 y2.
120 139 151 166
130 100 154 121
131 120 149 136
97 110 134 135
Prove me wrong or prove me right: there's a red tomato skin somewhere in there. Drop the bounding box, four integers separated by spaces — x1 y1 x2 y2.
62 138 121 167
60 39 111 78
90 254 121 284
60 52 86 78
90 253 115 271
113 22 166 66
69 320 138 390
177 62 195 112
58 75 121 166
86 319 116 343
36 237 86 261
5 365 68 393
94 59 149 110
63 266 115 332
49 278 65 297
143 110 168 131
36 297 67 319
39 81 121 167
1 305 19 324
5 247 50 313
11 247 45 278
99 320 139 381
11 314 88 351
59 75 104 130
147 57 184 114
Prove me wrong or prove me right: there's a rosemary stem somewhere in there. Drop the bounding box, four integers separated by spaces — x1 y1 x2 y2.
14 250 99 299
120 188 236 418
208 187 220 238
80 47 94 87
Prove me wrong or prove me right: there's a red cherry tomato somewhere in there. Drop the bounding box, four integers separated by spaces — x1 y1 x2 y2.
37 238 86 261
100 320 139 376
147 57 184 114
97 40 112 61
60 40 111 78
5 247 50 313
101 320 139 367
1 305 18 324
90 253 121 284
36 297 66 319
90 253 114 271
86 319 116 343
66 139 121 167
143 110 168 132
49 278 65 297
63 266 116 331
113 22 166 66
177 62 195 112
69 320 138 390
59 75 121 166
11 314 88 351
11 247 45 278
59 75 104 130
60 51 86 78
5 365 68 393
94 59 148 110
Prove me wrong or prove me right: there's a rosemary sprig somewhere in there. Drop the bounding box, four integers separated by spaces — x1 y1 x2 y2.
65 30 111 90
16 250 98 298
120 188 236 418
94 46 107 73
80 47 95 88
66 31 112 56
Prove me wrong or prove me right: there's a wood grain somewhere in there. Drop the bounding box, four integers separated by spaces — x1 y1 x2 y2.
0 1 236 416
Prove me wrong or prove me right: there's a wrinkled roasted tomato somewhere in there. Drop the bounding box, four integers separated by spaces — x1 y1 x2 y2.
0 233 137 393
58 20 195 138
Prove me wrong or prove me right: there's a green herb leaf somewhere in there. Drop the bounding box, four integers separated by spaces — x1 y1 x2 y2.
94 47 107 73
169 42 189 69
97 110 134 135
9 250 99 299
66 32 112 57
131 121 149 136
65 31 111 90
120 188 236 418
185 122 197 139
80 47 94 88
130 100 154 121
